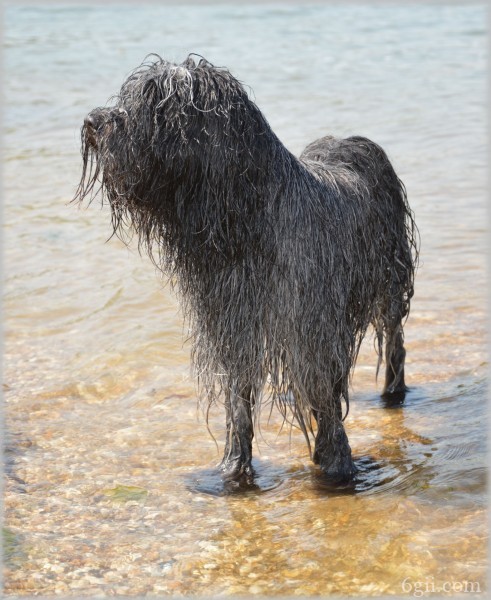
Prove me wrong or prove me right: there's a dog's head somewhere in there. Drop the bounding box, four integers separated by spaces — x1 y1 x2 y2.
74 54 279 266
75 55 268 209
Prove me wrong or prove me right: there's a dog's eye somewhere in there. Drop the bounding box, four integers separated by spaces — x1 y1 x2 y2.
112 109 128 125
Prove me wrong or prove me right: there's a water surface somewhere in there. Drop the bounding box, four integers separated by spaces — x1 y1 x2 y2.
3 4 487 596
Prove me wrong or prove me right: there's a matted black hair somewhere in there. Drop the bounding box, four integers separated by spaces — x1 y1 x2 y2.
75 54 418 482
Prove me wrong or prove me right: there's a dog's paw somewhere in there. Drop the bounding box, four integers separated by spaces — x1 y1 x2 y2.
319 453 357 484
219 457 254 484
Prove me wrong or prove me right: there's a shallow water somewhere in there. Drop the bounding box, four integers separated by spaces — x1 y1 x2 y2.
3 4 487 597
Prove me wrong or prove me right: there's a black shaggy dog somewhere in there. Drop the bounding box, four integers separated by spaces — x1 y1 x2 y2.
75 55 418 484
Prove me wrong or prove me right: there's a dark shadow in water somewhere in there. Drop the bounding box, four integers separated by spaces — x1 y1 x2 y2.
378 385 429 409
3 414 34 569
4 429 31 495
310 455 396 496
186 451 427 499
380 389 406 408
185 458 287 497
310 454 428 497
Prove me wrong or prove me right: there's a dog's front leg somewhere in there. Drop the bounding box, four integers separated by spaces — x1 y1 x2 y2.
220 382 255 483
313 411 357 483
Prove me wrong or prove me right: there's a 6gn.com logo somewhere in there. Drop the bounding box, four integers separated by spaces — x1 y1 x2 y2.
401 576 482 597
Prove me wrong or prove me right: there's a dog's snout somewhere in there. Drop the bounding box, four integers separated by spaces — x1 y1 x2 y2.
84 113 101 130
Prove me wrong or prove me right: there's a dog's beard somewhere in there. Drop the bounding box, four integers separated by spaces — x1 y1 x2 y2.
74 123 101 207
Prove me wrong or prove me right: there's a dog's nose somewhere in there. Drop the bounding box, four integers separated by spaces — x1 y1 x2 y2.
84 109 108 131
84 114 99 129
84 112 105 149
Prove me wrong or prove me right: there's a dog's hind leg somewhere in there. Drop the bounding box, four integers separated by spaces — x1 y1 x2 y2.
378 281 410 399
220 381 255 483
382 321 407 399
